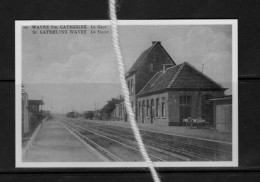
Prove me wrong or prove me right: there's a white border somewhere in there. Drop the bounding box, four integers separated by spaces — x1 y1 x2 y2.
15 20 238 168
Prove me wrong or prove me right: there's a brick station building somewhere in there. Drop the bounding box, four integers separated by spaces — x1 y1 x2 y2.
125 41 175 119
136 62 226 126
109 40 229 128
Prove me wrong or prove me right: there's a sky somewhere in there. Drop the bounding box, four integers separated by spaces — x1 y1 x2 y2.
22 24 232 113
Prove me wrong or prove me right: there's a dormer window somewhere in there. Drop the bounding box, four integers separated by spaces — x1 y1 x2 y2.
150 63 154 71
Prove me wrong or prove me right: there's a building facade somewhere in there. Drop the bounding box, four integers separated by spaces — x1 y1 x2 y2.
110 41 230 130
137 62 226 126
125 41 175 119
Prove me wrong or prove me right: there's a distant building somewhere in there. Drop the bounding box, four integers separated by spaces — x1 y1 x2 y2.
94 109 102 120
66 111 80 118
125 41 176 119
209 96 232 132
112 99 127 121
28 100 44 114
22 85 29 134
136 62 226 126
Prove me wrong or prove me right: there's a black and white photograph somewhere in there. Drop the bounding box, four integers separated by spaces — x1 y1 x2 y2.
15 20 238 167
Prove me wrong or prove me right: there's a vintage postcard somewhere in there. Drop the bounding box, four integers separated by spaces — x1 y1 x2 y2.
16 20 238 168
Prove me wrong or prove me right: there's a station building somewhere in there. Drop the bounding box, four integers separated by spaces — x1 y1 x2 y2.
22 86 45 136
110 40 231 131
136 62 226 126
125 41 175 119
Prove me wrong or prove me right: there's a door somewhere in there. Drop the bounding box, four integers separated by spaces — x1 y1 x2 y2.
150 99 154 124
179 106 191 124
216 104 232 132
179 95 192 125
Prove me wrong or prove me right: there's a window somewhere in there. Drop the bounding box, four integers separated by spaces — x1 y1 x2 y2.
179 95 192 105
133 103 135 113
123 104 126 116
142 100 145 116
130 79 133 93
156 98 159 117
146 100 149 117
119 103 123 117
138 101 141 117
127 80 130 91
161 97 165 118
151 99 154 112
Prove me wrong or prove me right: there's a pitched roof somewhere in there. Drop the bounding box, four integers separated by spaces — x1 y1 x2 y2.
138 62 225 96
126 42 175 76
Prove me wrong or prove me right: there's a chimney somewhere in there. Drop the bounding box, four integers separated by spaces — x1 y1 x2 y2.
152 41 161 45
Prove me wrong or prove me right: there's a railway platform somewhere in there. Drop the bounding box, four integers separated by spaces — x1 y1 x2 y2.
23 119 108 162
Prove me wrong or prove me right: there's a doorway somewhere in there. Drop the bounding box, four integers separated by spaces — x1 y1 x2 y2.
201 95 213 125
180 106 191 124
179 95 192 125
216 104 232 132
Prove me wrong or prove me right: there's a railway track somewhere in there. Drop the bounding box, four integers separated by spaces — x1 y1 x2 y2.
77 121 232 161
60 122 122 161
60 120 173 161
60 118 232 161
